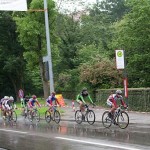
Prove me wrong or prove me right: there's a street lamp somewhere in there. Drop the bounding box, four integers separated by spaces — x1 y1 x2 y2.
43 0 54 93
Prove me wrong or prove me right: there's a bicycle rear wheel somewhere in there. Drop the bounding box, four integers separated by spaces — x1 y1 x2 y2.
75 110 83 124
102 111 112 128
117 111 129 129
45 110 51 123
9 111 17 122
54 110 61 124
87 110 95 125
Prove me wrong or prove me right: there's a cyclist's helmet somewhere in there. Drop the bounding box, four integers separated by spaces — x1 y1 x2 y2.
32 95 37 99
82 87 88 96
116 89 122 95
9 96 14 102
82 87 87 91
4 96 9 99
25 95 30 99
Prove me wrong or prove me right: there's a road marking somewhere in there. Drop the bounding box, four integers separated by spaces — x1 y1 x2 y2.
55 137 141 150
0 129 27 134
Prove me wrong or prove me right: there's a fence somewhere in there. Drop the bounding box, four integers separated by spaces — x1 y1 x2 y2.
95 88 150 112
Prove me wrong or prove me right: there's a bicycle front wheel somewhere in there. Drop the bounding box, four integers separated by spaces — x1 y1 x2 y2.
33 110 40 122
75 110 83 124
54 110 61 124
87 110 95 125
117 111 129 129
102 111 112 128
45 110 51 123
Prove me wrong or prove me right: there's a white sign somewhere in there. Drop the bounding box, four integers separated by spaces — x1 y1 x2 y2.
115 50 125 69
0 0 27 11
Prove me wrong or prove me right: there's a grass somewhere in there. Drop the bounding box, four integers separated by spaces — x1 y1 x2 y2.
13 98 65 117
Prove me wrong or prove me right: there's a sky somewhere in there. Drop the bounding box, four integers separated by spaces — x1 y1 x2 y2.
55 0 98 13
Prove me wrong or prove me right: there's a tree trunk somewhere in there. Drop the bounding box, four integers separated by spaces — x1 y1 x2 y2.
39 58 50 99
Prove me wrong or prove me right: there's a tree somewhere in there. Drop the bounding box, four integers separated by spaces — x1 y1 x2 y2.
0 12 25 99
112 0 150 87
15 0 59 98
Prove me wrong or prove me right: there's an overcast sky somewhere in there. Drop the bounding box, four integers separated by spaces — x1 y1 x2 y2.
55 0 98 13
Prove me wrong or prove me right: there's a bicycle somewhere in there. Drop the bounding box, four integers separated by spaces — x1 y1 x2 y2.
45 105 61 124
75 104 95 125
4 109 17 123
102 105 129 129
28 107 40 122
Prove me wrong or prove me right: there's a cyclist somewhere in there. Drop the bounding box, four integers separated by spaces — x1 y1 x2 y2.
21 95 30 116
28 95 41 115
46 92 60 112
76 88 94 114
2 96 14 119
107 89 127 119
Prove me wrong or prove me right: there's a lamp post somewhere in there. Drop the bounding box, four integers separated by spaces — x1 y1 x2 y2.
44 0 54 93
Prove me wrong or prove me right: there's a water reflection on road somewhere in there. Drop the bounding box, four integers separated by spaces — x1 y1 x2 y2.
0 119 150 150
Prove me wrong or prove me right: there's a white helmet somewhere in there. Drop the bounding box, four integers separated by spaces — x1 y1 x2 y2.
9 96 14 101
116 89 122 95
4 96 9 99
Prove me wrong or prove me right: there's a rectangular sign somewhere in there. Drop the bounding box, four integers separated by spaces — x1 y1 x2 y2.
115 50 125 69
0 0 27 11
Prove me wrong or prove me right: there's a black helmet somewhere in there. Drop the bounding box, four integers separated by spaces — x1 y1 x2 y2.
82 87 87 91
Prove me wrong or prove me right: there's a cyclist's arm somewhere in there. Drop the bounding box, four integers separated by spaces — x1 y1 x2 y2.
88 95 94 104
36 100 41 107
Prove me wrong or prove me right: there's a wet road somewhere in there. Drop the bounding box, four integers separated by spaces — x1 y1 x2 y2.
0 117 150 150
1 101 150 150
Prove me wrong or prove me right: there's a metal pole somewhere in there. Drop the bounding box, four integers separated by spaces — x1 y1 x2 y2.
123 50 128 105
44 0 54 93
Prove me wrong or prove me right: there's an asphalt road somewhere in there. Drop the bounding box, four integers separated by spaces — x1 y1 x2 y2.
0 100 150 150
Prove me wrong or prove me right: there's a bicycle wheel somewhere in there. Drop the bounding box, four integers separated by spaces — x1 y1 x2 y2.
11 111 17 122
33 110 40 122
86 110 95 125
75 110 83 124
102 111 112 128
54 110 61 124
28 112 33 122
117 111 129 129
45 110 51 123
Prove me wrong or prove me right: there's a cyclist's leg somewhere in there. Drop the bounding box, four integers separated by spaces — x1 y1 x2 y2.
106 100 115 118
77 100 84 112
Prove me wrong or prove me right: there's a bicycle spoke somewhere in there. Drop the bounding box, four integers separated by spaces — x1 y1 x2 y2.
117 111 129 129
102 111 112 128
54 110 60 124
45 111 51 123
75 110 83 124
87 110 95 125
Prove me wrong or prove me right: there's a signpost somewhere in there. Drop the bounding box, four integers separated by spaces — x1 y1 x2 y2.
18 89 24 98
115 50 128 105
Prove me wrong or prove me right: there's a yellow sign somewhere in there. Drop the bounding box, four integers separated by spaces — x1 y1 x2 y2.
56 94 65 106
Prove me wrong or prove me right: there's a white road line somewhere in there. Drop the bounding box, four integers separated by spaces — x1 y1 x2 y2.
0 129 27 134
55 137 141 150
